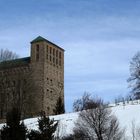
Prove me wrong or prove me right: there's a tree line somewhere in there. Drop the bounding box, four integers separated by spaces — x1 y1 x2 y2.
0 108 57 140
0 96 64 140
0 94 124 140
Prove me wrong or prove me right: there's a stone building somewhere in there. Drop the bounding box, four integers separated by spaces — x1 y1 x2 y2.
0 36 64 120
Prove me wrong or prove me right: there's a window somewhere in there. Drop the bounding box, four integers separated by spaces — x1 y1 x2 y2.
23 89 26 93
12 91 15 98
47 107 50 111
59 60 61 66
46 45 48 60
50 47 52 54
24 79 27 85
36 45 39 52
36 44 39 61
53 57 55 63
59 52 61 59
56 59 58 65
50 79 53 85
47 78 49 84
46 45 48 52
56 50 58 57
53 48 55 55
50 55 52 61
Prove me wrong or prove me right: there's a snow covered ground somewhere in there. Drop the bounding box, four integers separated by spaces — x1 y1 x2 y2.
112 103 140 139
1 101 140 139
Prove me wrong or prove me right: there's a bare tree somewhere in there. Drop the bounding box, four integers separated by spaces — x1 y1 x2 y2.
136 127 140 139
73 93 102 112
0 49 19 62
73 98 125 140
130 120 140 140
0 49 19 119
128 52 140 100
131 121 137 140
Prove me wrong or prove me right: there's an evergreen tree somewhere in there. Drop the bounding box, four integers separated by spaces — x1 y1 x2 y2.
27 130 40 140
1 108 27 140
53 97 65 115
28 111 58 140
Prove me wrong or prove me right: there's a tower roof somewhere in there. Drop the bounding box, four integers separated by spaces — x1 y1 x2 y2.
31 36 64 51
31 36 46 43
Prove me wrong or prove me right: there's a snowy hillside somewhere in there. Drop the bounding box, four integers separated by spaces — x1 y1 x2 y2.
112 103 140 139
1 102 140 139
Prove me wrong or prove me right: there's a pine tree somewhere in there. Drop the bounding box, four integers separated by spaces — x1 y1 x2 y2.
1 108 27 140
27 130 40 140
53 97 65 115
28 111 58 140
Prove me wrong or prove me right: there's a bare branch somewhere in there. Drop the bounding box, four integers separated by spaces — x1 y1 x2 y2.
73 93 102 112
0 49 19 62
73 95 125 140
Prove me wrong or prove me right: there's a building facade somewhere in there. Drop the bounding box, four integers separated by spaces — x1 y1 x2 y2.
0 36 64 120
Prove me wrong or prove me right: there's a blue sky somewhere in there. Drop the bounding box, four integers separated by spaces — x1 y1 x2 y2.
0 0 140 112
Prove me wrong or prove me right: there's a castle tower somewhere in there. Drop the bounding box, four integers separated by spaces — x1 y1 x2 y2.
0 36 64 121
30 36 64 115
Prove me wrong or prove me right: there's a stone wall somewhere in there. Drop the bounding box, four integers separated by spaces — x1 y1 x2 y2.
0 63 31 119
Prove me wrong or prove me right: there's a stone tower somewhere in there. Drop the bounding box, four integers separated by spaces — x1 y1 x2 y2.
30 36 64 115
0 36 64 120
